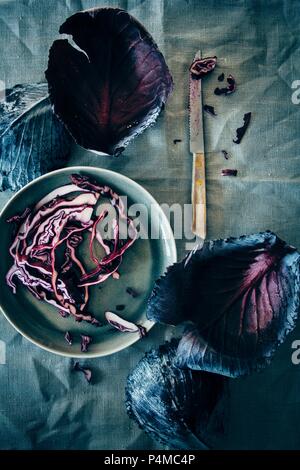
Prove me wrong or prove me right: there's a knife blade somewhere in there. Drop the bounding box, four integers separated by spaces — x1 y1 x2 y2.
189 50 206 240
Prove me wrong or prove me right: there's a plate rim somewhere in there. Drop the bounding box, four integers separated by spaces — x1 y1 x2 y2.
0 166 177 358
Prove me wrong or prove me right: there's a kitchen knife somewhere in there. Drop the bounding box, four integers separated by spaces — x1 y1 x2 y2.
189 50 206 240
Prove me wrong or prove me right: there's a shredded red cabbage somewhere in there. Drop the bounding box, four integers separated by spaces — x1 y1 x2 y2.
6 174 137 326
189 56 217 80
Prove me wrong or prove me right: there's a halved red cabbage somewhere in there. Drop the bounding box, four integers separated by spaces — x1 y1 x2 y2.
147 232 300 377
45 7 173 155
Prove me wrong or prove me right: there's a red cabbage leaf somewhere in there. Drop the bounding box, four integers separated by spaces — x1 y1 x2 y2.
45 7 173 155
147 232 300 377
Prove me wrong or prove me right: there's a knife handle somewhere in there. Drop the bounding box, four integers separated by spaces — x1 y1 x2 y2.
191 152 206 239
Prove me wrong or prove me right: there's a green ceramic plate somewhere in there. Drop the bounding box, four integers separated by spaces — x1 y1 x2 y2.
0 167 177 357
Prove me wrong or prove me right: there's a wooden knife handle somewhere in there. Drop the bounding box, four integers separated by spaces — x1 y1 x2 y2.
191 152 206 239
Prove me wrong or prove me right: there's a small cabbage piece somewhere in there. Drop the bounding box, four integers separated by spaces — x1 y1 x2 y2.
221 168 237 176
80 335 92 352
147 232 300 377
6 174 137 325
64 331 73 345
203 104 217 116
221 150 230 160
105 311 146 338
46 7 173 155
126 340 225 450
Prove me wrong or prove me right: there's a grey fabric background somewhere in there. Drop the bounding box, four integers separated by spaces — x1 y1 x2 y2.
0 0 300 450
